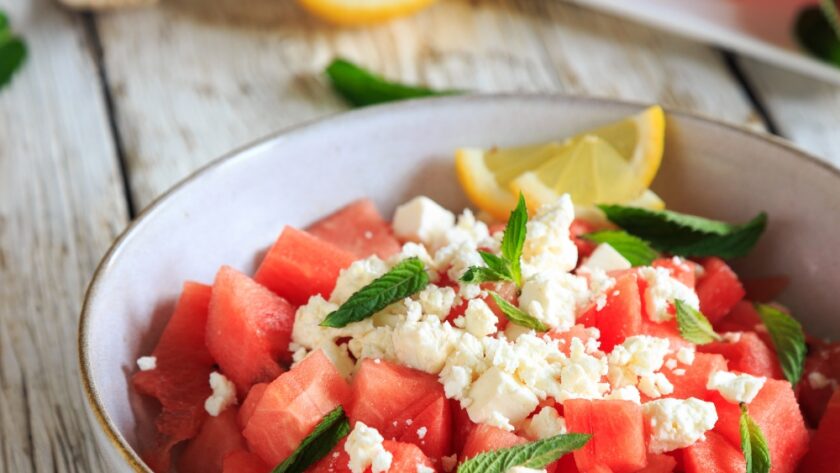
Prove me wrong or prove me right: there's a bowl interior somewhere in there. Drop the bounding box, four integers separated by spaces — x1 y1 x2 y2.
81 94 840 469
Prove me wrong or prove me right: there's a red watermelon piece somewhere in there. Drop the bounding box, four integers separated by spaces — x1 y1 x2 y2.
384 440 436 472
682 431 745 473
243 350 352 465
698 331 782 379
548 324 599 356
711 379 809 473
661 353 728 401
570 218 598 259
714 300 762 333
461 424 527 459
254 226 356 306
132 282 214 472
578 273 642 352
178 407 246 473
799 341 840 426
695 258 745 323
238 383 268 429
552 454 581 473
742 275 789 303
637 453 677 473
207 266 294 394
395 391 452 464
452 403 477 455
306 199 401 259
564 399 647 473
798 388 840 471
222 450 271 473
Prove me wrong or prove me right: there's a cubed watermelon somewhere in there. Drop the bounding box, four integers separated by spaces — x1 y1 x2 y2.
238 383 268 429
682 431 745 473
661 353 728 401
306 198 402 259
243 350 352 465
711 379 809 473
799 341 840 426
564 399 647 473
207 266 295 394
132 282 214 472
461 424 527 459
741 275 789 303
695 258 745 323
570 218 598 258
452 402 477 455
254 226 356 306
222 450 271 473
713 300 762 333
578 273 642 352
637 453 677 473
395 391 452 464
383 440 436 472
639 318 693 352
698 331 782 379
178 407 246 473
797 388 840 471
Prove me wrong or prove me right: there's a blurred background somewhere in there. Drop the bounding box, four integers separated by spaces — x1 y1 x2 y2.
2 0 840 470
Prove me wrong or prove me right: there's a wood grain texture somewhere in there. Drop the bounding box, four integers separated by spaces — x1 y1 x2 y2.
738 56 840 167
0 0 128 471
95 0 763 209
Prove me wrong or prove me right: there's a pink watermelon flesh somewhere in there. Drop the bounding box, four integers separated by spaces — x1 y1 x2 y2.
578 273 642 352
797 388 840 472
222 450 271 473
698 331 783 379
564 399 647 473
461 424 527 460
178 407 246 473
696 257 745 323
238 382 268 430
682 431 745 473
661 353 728 401
306 198 402 259
637 453 677 473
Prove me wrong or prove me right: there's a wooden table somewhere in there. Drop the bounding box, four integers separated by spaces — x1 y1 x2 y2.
1 0 838 469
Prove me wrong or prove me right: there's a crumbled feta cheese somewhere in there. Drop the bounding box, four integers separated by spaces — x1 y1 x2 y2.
672 368 686 376
346 422 393 473
638 266 699 323
416 465 435 473
444 209 492 250
706 371 766 404
136 356 157 371
441 454 458 472
608 336 671 389
676 347 696 365
392 196 455 246
509 333 567 398
519 272 590 331
643 398 718 453
393 314 461 374
606 385 642 404
466 366 540 431
720 332 743 343
556 338 610 401
416 426 428 439
439 332 486 401
463 299 499 338
638 372 675 398
390 242 437 277
581 243 632 272
350 326 397 363
204 372 237 416
331 256 390 304
521 195 578 277
417 285 457 320
665 359 678 370
807 372 839 390
577 267 616 312
503 322 532 341
435 241 484 284
520 406 567 440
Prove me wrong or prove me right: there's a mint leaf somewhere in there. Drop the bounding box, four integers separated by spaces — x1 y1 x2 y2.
740 404 771 473
461 266 508 284
754 304 806 385
321 257 429 328
479 251 514 280
581 230 658 266
675 299 721 344
795 5 840 65
325 58 455 107
501 194 528 286
0 13 26 90
821 0 840 38
273 405 350 473
0 12 8 29
490 292 547 331
598 205 767 259
456 433 590 472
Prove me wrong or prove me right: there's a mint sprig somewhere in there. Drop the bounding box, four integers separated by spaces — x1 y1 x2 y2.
490 292 547 332
754 304 806 385
675 299 721 344
461 194 528 287
456 433 590 472
0 11 26 90
581 230 658 266
597 205 767 259
740 404 771 473
325 58 455 107
795 5 840 65
273 405 350 473
321 257 429 328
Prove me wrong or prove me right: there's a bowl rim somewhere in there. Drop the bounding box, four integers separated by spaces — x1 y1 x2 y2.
77 92 840 472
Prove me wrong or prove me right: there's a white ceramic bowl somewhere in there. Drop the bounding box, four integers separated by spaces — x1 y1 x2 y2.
79 94 840 471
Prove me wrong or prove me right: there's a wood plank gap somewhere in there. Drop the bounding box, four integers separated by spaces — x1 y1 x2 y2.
720 50 781 135
82 12 137 219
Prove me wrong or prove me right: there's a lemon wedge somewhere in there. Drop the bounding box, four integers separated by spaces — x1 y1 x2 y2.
455 105 666 220
297 0 438 25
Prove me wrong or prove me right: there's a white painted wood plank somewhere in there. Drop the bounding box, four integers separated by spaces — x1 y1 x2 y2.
738 56 840 167
96 0 762 209
0 0 128 471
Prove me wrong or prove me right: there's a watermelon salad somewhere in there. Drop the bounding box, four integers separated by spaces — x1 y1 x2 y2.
131 195 839 473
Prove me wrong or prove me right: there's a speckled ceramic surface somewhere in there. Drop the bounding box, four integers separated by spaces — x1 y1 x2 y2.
79 94 840 471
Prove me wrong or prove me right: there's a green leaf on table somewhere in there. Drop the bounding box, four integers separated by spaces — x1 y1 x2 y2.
456 433 590 473
273 405 350 473
597 205 767 259
675 299 721 344
501 193 528 286
581 230 658 266
0 12 26 90
794 4 840 66
754 303 806 385
321 257 429 328
0 12 8 29
489 292 547 332
740 404 771 473
325 58 455 107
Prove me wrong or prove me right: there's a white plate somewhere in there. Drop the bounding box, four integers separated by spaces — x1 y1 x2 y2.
79 94 840 471
570 0 840 84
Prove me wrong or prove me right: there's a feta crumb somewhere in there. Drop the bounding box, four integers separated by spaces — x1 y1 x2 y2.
466 366 539 431
665 359 678 370
808 371 839 390
707 371 766 404
643 398 718 453
672 368 686 376
345 422 393 473
441 454 458 472
416 426 428 439
556 338 610 401
503 322 532 342
136 356 157 371
392 196 455 246
520 406 567 440
439 333 485 401
581 243 632 272
606 385 642 404
417 465 435 473
721 332 743 343
204 372 237 416
638 372 675 399
676 347 696 365
330 256 390 304
519 272 589 331
521 195 578 277
638 266 699 323
393 314 460 374
417 285 457 320
608 336 671 389
463 299 499 338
